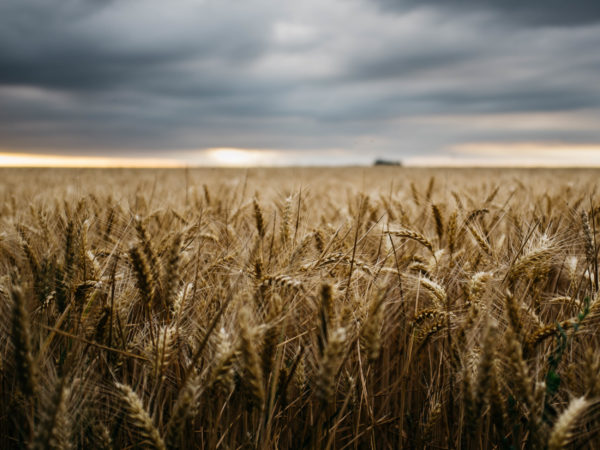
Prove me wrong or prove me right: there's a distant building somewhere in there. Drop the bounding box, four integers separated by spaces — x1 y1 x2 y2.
374 158 402 166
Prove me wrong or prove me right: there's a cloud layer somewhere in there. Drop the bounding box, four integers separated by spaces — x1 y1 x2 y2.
1 0 599 164
376 0 600 26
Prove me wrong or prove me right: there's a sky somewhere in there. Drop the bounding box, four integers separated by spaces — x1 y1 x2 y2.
1 0 600 167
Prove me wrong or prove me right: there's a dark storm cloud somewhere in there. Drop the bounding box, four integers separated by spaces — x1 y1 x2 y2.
0 0 271 91
0 0 599 162
375 0 600 26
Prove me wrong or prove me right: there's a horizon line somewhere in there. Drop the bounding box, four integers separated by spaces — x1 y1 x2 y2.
2 164 600 169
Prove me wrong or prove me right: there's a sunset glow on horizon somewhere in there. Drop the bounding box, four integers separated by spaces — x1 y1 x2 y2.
1 142 600 168
0 152 185 168
201 148 282 167
406 142 600 167
0 148 285 168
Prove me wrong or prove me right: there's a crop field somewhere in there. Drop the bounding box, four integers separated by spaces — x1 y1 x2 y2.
1 167 599 449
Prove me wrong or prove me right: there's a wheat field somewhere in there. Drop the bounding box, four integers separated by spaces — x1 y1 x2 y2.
1 167 599 449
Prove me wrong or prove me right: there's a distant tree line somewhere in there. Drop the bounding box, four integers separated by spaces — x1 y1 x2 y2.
373 158 402 166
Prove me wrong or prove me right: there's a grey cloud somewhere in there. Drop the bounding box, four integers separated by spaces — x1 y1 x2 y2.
0 0 273 90
375 0 600 26
0 0 599 162
343 50 476 82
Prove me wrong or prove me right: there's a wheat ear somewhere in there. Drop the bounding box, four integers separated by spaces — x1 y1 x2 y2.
11 285 37 398
547 397 589 450
115 382 166 450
